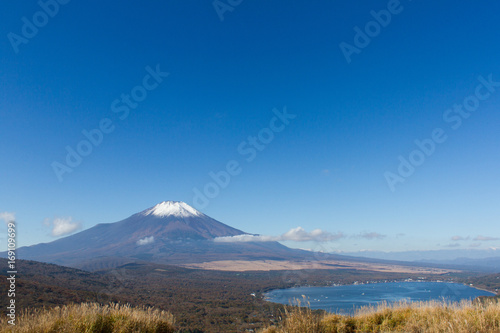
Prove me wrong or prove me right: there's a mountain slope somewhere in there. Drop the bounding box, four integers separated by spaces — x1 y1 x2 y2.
11 201 308 268
5 201 462 273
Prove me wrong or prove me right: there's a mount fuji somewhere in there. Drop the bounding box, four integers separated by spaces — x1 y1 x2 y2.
12 201 310 270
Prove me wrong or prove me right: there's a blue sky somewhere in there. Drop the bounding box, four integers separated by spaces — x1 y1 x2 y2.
1 0 499 253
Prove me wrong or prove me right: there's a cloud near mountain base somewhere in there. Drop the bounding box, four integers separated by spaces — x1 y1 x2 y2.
137 236 155 245
214 227 344 243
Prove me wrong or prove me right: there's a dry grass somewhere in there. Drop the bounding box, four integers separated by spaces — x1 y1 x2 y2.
260 298 500 333
0 302 175 333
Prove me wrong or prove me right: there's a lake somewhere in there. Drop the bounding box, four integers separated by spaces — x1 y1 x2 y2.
265 281 495 315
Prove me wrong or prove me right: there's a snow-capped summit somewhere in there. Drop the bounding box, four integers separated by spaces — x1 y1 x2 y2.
141 201 203 218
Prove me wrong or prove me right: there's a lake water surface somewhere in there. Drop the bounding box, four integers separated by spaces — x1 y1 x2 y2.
265 282 495 315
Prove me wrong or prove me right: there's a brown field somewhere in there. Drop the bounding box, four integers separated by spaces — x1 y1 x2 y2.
180 259 456 274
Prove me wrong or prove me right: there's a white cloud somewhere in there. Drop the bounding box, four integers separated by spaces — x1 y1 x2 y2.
0 212 15 225
283 227 343 242
214 227 344 243
474 235 499 241
137 236 154 246
47 217 82 237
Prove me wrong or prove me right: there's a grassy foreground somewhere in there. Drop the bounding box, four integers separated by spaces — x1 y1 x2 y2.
260 298 500 333
0 303 175 333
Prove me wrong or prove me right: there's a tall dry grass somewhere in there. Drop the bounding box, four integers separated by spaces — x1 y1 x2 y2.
261 298 500 333
0 302 175 333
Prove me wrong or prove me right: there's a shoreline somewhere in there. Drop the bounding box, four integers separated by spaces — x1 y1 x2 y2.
469 285 498 295
265 279 497 294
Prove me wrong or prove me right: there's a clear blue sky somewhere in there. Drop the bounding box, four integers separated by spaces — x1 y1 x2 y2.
1 0 499 253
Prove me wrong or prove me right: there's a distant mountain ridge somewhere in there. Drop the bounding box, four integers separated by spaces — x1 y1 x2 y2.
7 201 309 269
4 201 482 273
341 249 500 272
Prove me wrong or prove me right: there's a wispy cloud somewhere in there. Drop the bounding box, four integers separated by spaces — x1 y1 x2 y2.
357 232 386 240
445 243 461 248
137 236 154 246
214 227 344 243
0 212 15 225
45 217 82 237
473 235 499 241
451 235 469 241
